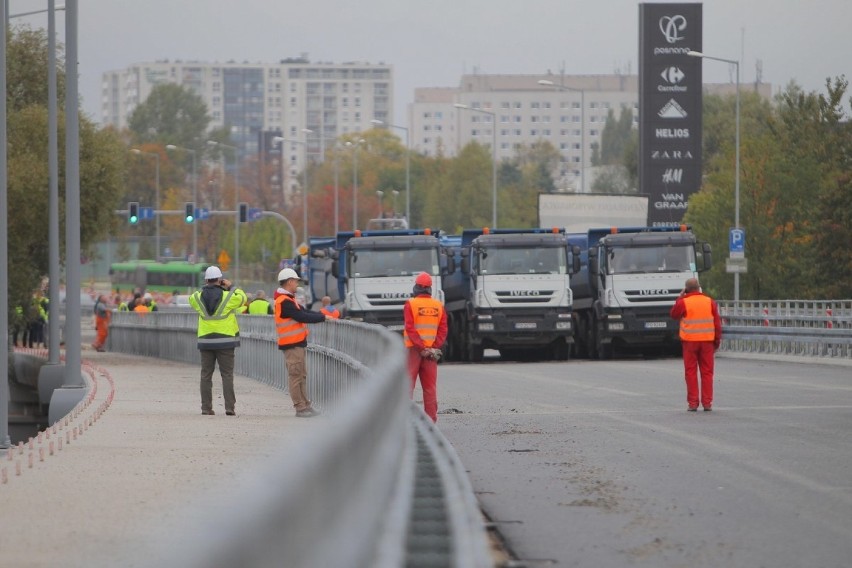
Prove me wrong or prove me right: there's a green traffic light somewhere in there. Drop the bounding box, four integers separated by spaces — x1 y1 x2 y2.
185 215 194 223
129 215 138 224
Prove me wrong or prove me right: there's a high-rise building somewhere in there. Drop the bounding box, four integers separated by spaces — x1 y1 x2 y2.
102 56 393 196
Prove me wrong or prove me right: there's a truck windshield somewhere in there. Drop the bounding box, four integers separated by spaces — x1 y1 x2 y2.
479 246 567 275
607 245 694 275
349 248 439 278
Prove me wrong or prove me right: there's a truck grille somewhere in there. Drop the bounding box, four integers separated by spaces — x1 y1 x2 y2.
494 290 555 304
623 288 681 303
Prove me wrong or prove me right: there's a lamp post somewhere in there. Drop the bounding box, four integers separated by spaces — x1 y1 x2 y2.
688 50 741 302
538 79 586 193
370 119 411 223
454 103 498 228
166 144 198 262
206 141 241 279
131 148 160 259
274 134 311 244
333 144 340 234
346 139 366 230
376 190 384 217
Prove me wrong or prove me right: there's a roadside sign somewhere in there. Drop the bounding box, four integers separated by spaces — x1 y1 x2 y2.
726 257 748 273
196 208 210 221
248 208 263 221
729 228 745 258
140 207 155 220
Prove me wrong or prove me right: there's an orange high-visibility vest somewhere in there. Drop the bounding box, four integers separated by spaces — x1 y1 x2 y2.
274 294 309 346
679 294 716 342
320 306 340 319
404 296 443 348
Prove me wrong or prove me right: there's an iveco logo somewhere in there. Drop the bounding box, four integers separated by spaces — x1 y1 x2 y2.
380 292 408 299
659 15 687 44
510 290 541 296
640 289 668 296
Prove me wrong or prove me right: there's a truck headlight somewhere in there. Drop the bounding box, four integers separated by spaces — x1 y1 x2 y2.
479 322 495 331
556 322 572 330
607 313 622 320
608 322 624 331
478 314 493 320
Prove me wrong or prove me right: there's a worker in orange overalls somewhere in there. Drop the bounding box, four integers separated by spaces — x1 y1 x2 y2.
319 296 340 319
92 295 111 352
670 277 723 411
403 272 448 422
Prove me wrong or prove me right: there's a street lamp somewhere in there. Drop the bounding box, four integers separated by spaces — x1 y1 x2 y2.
345 139 366 230
688 50 741 302
207 140 241 280
370 119 411 223
166 144 198 262
376 190 384 217
274 133 311 244
130 148 160 259
538 79 586 193
454 103 498 228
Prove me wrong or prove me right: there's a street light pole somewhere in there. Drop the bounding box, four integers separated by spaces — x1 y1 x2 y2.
688 51 741 302
346 139 365 230
166 145 198 262
207 141 240 279
454 104 498 228
274 136 310 243
538 79 586 192
333 145 340 234
371 120 411 223
131 148 160 259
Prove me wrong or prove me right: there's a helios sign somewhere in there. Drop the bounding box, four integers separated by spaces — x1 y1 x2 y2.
638 3 703 226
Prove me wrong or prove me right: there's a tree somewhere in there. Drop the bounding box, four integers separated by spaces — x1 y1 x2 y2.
7 26 126 314
128 83 210 150
686 79 852 300
591 106 638 194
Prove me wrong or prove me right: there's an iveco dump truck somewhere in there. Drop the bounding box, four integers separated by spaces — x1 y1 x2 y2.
568 225 712 359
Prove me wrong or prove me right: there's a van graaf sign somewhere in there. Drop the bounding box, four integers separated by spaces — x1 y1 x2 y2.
638 3 703 227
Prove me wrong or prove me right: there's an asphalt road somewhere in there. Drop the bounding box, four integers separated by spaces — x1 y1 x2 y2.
435 354 852 568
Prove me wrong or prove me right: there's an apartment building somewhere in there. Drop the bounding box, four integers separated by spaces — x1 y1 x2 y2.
101 57 393 195
409 73 770 193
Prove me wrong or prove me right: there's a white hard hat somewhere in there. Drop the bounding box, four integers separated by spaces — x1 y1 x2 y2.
143 293 153 300
278 268 299 282
205 266 223 280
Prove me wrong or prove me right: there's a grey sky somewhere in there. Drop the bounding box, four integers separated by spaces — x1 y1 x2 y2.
12 0 852 126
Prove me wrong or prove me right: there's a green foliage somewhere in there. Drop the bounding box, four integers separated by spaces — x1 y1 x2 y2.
591 106 639 193
128 83 210 149
6 27 127 315
7 25 66 113
686 77 852 300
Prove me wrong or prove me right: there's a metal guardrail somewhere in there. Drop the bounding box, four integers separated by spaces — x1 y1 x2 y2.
719 300 852 360
107 311 491 568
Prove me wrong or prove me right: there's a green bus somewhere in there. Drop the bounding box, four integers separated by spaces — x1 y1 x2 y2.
109 260 210 293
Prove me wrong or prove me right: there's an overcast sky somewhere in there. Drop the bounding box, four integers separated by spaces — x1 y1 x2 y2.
11 0 852 126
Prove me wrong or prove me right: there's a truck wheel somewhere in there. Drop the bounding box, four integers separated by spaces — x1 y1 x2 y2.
469 344 484 363
596 332 613 360
553 339 570 361
587 322 598 359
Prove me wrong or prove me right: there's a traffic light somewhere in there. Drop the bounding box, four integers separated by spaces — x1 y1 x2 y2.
184 202 195 223
128 202 139 225
239 202 248 223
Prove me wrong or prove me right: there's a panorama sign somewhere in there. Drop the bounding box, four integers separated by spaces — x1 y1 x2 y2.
638 3 703 227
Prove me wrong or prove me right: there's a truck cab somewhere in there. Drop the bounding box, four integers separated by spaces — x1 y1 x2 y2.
572 225 712 359
444 228 580 362
338 230 444 331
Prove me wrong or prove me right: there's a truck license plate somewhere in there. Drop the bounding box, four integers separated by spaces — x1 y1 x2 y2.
515 322 537 329
644 321 667 329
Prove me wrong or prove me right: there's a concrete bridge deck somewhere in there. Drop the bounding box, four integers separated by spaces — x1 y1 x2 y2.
1 350 313 568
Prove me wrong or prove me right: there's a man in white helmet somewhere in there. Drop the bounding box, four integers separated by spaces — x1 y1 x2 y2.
274 267 331 418
188 265 248 416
